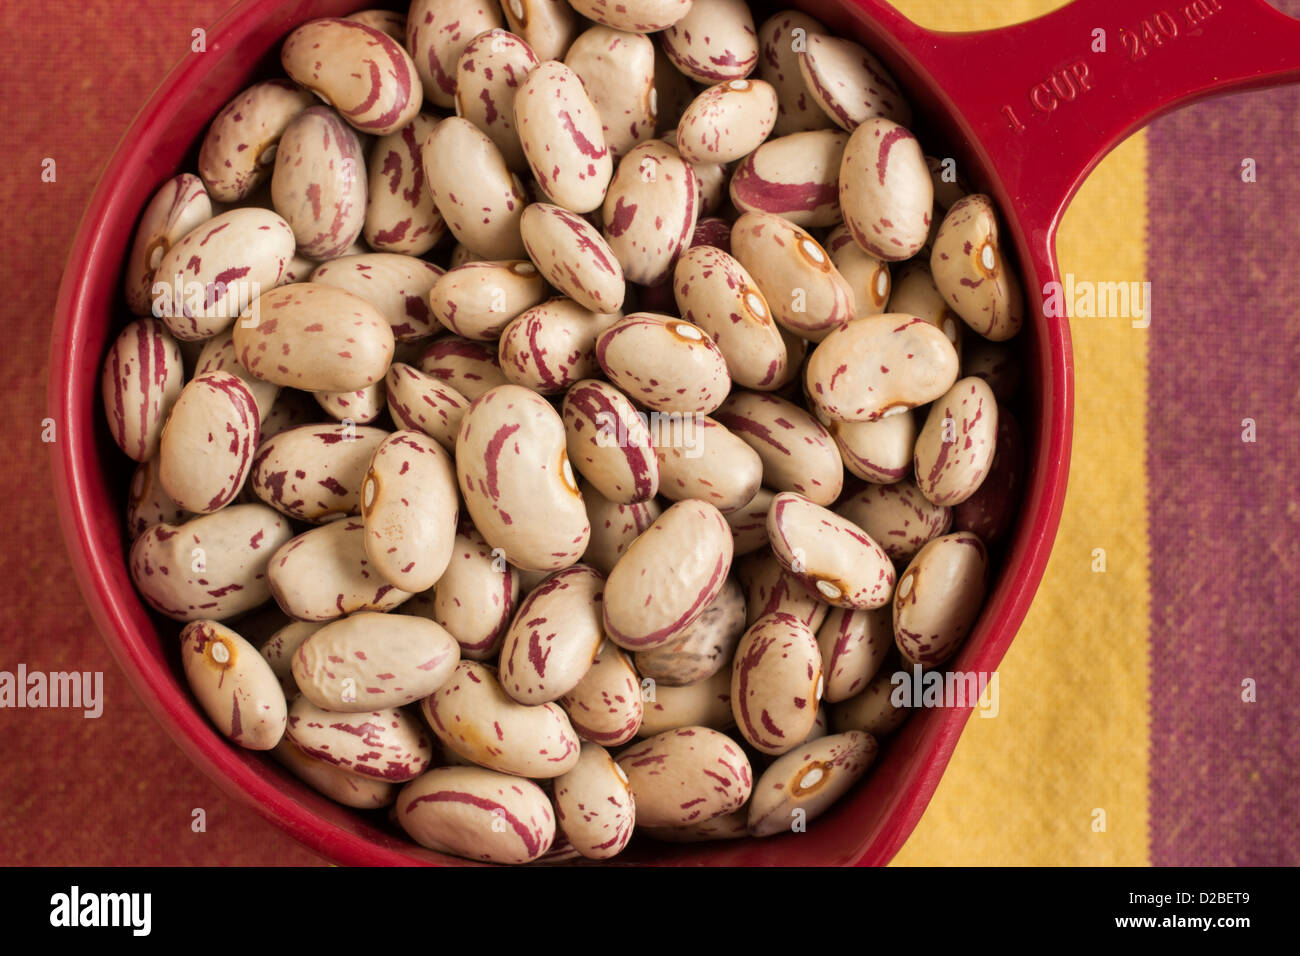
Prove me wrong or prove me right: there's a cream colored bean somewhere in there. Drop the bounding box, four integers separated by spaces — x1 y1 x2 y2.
345 8 405 40
894 531 988 666
804 314 959 424
731 611 823 754
194 329 280 423
498 565 605 704
315 380 387 424
310 253 443 342
652 414 762 514
839 117 931 262
271 107 367 260
664 127 729 216
748 730 878 836
601 139 698 286
914 377 998 506
724 486 773 556
158 371 258 515
198 81 315 203
767 491 894 609
603 499 733 651
418 336 510 400
835 479 952 562
261 620 323 696
500 298 621 395
580 482 662 575
641 806 748 842
672 244 788 391
931 194 1025 341
520 203 625 313
820 411 917 485
635 576 746 686
418 523 519 660
422 117 528 259
180 620 286 750
361 430 459 592
830 666 910 737
396 766 555 863
287 697 432 780
662 0 758 83
567 0 692 33
638 666 734 737
729 130 847 228
676 79 777 165
125 175 213 315
250 423 388 523
757 11 835 136
514 60 612 213
798 35 910 131
455 30 538 172
816 607 891 703
952 403 1023 545
292 612 459 711
268 518 413 622
554 742 636 859
826 224 891 318
128 504 292 621
596 314 730 413
364 114 447 255
153 208 295 341
736 550 829 631
713 390 844 505
730 211 855 342
617 726 752 827
281 18 422 135
406 0 503 108
887 260 963 356
421 660 581 776
125 458 188 540
383 363 469 454
456 384 590 571
501 0 578 62
234 284 394 392
560 639 644 746
563 26 656 161
428 260 548 342
563 379 658 504
275 738 396 808
102 319 184 463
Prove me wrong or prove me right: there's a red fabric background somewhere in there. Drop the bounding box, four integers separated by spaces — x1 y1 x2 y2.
0 0 323 865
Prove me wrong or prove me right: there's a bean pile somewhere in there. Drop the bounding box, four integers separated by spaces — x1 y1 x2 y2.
103 0 1027 864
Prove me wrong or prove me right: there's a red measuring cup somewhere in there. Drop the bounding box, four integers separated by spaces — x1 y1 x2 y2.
48 0 1300 865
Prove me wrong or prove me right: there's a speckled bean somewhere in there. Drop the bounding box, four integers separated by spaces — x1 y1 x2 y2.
602 499 733 651
816 606 891 703
268 518 413 622
835 479 951 562
250 423 388 523
421 660 581 776
767 491 895 609
428 260 547 342
180 620 287 750
455 30 538 171
595 314 730 413
102 319 184 463
757 11 835 136
894 531 988 666
635 575 746 686
637 667 734 737
913 377 998 506
652 414 762 514
521 203 625 312
662 0 758 83
580 483 662 576
501 0 577 61
729 129 847 228
406 0 503 109
553 741 636 859
713 390 844 505
125 175 213 315
826 224 891 318
364 114 446 255
731 611 823 754
396 765 554 863
514 60 612 213
560 639 644 746
675 79 777 165
952 403 1023 544
601 139 698 287
198 81 315 203
930 194 1024 341
736 550 828 631
798 35 909 131
416 522 519 660
275 738 396 808
564 26 656 161
271 107 367 260
194 329 280 422
129 504 292 621
422 117 528 259
125 458 188 540
616 726 752 827
500 298 621 395
260 619 323 697
830 667 910 737
498 565 605 704
418 336 510 400
384 363 470 453
820 411 918 485
567 0 693 33
748 730 878 836
310 253 443 342
562 379 658 504
724 486 773 555
641 806 748 842
839 117 931 262
287 697 432 780
158 371 259 515
887 260 963 355
315 380 387 424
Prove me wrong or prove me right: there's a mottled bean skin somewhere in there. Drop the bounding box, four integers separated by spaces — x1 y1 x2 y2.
502 0 578 62
521 203 625 313
564 26 656 161
652 414 762 514
635 576 746 686
418 336 510 400
560 639 644 746
198 81 315 202
676 79 778 165
429 260 548 342
406 0 503 109
641 806 748 842
250 423 388 523
729 130 847 228
397 766 555 864
724 486 773 555
601 139 698 287
713 390 844 505
798 36 910 131
821 411 918 485
158 371 259 515
498 565 605 704
422 117 528 260
748 731 878 836
826 224 891 318
554 742 636 859
310 253 444 342
500 298 621 395
125 458 188 540
281 18 422 135
930 194 1025 341
129 504 292 621
816 606 891 703
261 619 323 697
767 491 895 609
835 479 952 563
839 116 931 262
913 377 998 506
275 738 396 808
414 522 519 661
736 550 828 632
830 667 911 737
268 518 413 622
595 314 730 414
731 611 823 754
637 667 734 737
952 404 1023 544
661 0 758 83
567 0 693 34
886 259 962 355
580 482 662 575
616 726 752 828
563 379 658 504
514 60 613 214
287 697 433 781
757 11 835 136
180 620 287 750
456 384 590 572
455 29 538 173
893 532 988 667
603 499 733 651
384 362 467 453
271 107 367 261
102 319 184 462
125 174 212 315
364 114 446 255
315 381 387 424
194 329 281 423
421 660 582 777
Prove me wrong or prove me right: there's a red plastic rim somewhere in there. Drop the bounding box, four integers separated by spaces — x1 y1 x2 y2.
49 0 1072 866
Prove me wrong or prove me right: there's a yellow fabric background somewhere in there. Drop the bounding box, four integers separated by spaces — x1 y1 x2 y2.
887 0 1151 865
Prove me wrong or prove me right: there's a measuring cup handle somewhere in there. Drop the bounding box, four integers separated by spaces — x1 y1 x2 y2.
895 0 1300 243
